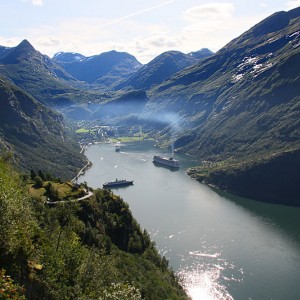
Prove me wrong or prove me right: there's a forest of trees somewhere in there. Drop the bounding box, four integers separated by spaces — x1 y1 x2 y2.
0 156 189 299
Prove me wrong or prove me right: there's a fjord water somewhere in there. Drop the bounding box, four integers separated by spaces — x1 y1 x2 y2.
80 141 300 300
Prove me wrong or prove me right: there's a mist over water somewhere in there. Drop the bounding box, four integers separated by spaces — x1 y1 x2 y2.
80 141 300 300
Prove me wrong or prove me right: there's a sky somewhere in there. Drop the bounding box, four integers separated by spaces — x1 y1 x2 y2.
1 0 300 64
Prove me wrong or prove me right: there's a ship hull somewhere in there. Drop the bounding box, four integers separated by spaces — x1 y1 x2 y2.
153 155 179 169
103 179 133 188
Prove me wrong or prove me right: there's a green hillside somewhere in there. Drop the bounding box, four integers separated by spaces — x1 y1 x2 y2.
0 77 85 179
145 8 300 204
0 158 188 300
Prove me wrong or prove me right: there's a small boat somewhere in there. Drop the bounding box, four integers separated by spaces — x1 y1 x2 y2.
115 142 121 152
153 155 179 169
103 178 134 189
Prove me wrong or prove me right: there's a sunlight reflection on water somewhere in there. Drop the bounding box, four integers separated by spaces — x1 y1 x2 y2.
180 266 233 300
154 231 243 299
178 250 243 300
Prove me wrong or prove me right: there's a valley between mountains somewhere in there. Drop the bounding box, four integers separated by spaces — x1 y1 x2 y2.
0 7 299 205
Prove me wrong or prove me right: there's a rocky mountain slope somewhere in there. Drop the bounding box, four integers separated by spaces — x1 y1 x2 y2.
0 76 85 179
148 7 300 161
0 40 213 119
0 45 12 59
0 40 84 106
54 50 142 88
147 7 300 204
114 50 212 91
93 90 148 120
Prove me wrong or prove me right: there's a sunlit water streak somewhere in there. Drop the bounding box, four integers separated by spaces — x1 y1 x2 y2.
154 229 243 300
178 249 243 300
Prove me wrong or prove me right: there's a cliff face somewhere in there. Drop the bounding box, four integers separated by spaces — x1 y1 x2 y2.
0 77 85 179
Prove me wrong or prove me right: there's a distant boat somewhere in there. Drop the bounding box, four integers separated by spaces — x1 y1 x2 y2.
103 178 134 189
153 155 179 169
115 142 121 152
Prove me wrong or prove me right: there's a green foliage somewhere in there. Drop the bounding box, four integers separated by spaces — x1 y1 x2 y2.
0 159 189 300
0 269 26 300
0 159 37 279
44 182 60 201
30 170 36 180
33 176 43 188
101 282 142 300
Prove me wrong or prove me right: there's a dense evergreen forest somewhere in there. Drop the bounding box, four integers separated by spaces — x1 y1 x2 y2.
0 156 189 299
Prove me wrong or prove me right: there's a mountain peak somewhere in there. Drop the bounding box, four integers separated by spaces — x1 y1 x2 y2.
53 51 86 63
18 39 34 49
189 48 214 60
16 39 37 54
1 39 37 64
55 49 142 84
115 50 199 90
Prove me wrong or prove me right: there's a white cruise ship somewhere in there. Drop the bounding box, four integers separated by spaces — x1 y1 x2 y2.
153 155 179 169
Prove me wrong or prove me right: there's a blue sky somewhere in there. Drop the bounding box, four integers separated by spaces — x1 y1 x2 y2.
1 0 300 63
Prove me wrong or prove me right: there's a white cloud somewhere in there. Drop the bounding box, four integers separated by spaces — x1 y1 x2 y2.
260 3 268 7
179 2 238 52
32 0 43 6
6 7 266 65
12 12 185 63
178 3 270 56
0 36 23 48
145 35 178 49
286 0 300 9
21 0 44 6
183 2 235 20
134 33 182 62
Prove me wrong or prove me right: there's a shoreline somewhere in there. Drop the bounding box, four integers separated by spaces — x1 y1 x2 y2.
71 160 92 183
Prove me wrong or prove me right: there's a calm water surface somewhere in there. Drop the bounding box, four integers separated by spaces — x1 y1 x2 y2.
80 141 300 300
